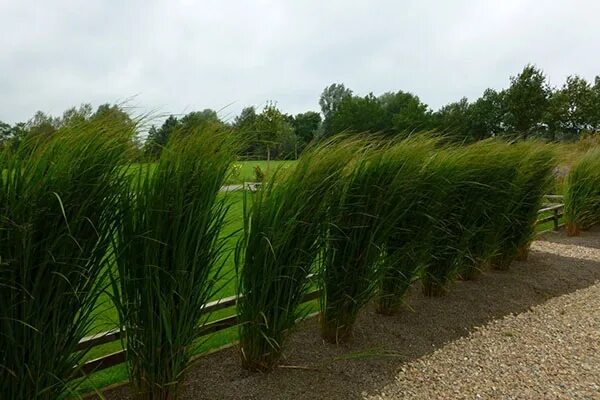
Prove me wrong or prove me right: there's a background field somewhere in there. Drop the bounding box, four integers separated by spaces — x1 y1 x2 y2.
227 160 296 184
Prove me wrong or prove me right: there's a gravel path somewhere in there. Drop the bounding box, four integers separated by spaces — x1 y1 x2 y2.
100 227 600 400
369 234 600 400
368 282 600 400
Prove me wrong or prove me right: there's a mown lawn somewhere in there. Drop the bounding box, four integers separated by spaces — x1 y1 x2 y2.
74 190 247 395
228 160 296 184
127 160 296 184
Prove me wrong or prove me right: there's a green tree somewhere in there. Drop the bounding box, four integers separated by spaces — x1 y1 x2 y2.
379 91 432 133
26 111 59 140
562 75 595 136
291 111 322 144
543 88 569 141
0 121 11 142
319 83 353 136
328 93 387 134
6 122 28 148
592 76 600 130
144 115 180 159
234 106 258 130
255 102 294 160
92 104 135 129
180 109 222 132
61 104 93 127
92 104 142 160
503 64 550 138
233 106 259 156
470 89 505 138
433 97 475 141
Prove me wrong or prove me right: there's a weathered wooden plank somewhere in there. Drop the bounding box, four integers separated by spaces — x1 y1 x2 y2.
198 315 238 335
77 329 121 351
75 288 322 375
75 350 126 378
539 204 564 213
537 214 559 225
201 295 238 314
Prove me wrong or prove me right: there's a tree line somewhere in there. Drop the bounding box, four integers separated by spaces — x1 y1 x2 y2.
0 103 140 154
2 64 599 160
320 65 600 143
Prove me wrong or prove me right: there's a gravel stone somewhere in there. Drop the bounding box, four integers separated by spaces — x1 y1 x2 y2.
368 282 600 400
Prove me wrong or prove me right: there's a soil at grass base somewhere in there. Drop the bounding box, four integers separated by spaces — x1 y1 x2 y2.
515 244 531 261
566 221 581 236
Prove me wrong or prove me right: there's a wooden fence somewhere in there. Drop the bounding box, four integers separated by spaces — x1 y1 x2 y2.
74 196 565 377
538 194 565 231
75 284 320 377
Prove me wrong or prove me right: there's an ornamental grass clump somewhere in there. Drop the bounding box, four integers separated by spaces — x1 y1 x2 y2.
492 143 556 269
0 117 134 400
375 138 438 315
319 138 431 342
565 149 600 235
111 127 236 400
236 138 358 371
418 148 477 296
455 141 522 280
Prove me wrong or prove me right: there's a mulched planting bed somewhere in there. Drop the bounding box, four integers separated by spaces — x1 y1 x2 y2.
95 227 600 400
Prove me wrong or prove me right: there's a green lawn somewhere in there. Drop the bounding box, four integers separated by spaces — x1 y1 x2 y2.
228 160 296 184
536 208 565 233
74 190 247 395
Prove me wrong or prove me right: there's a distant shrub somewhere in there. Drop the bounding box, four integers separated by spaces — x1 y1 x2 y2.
254 164 265 182
230 162 242 179
577 131 600 152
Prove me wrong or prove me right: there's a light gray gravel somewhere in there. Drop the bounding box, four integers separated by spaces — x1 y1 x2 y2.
531 240 600 263
368 278 600 399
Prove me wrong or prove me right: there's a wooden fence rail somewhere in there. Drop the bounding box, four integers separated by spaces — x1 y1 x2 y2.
538 193 565 231
75 281 320 377
536 203 564 231
74 198 565 377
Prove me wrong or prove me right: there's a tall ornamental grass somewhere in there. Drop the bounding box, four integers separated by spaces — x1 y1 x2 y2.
375 139 437 315
456 142 521 280
319 138 430 343
492 143 556 269
235 138 357 371
110 128 236 399
565 149 600 235
418 148 476 296
0 118 133 399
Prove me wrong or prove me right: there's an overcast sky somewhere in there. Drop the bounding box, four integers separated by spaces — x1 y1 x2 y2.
1 0 599 124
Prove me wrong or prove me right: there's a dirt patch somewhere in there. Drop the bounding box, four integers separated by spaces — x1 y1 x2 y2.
99 227 600 400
